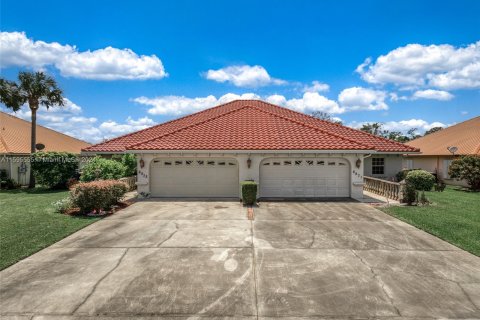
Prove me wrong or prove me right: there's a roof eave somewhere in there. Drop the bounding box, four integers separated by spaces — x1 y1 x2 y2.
125 149 378 154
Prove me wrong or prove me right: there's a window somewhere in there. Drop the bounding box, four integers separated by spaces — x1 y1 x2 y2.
164 161 172 166
317 160 325 165
306 160 314 166
372 158 385 175
295 160 303 166
228 162 236 166
443 160 453 179
338 162 346 166
175 160 183 166
207 161 215 166
273 161 281 166
185 160 193 166
283 160 292 165
197 160 204 165
328 161 335 166
218 161 226 166
406 159 414 170
263 162 270 166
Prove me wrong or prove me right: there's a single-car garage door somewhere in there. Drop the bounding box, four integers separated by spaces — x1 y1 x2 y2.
260 158 350 198
150 158 239 197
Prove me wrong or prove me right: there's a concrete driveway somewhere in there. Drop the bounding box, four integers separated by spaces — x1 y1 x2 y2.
1 200 479 319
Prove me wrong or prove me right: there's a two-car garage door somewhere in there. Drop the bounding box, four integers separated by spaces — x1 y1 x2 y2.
150 157 350 198
150 158 239 197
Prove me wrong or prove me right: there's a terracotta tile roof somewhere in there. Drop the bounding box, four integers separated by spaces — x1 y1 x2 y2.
0 111 91 154
406 116 480 156
84 100 419 153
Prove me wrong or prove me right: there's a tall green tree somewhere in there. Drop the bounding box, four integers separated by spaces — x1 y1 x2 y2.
0 71 64 187
424 126 443 136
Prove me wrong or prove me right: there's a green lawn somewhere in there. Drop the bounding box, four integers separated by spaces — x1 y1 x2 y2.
380 186 480 256
0 189 100 270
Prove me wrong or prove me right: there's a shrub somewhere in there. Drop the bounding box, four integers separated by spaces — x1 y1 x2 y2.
112 154 137 177
52 197 73 214
449 155 480 191
3 178 20 190
418 191 430 206
80 156 126 182
395 169 411 182
434 182 446 192
70 180 128 213
66 178 79 189
241 181 258 205
405 170 435 191
31 152 78 189
402 181 417 205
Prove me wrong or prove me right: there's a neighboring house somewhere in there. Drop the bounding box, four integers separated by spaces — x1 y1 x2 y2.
403 116 480 186
0 111 91 185
83 100 418 200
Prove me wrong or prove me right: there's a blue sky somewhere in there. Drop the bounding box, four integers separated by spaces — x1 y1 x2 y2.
1 0 479 143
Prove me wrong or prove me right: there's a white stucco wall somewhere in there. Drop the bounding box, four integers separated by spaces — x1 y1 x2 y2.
0 155 31 185
403 155 469 187
364 154 403 180
134 152 366 200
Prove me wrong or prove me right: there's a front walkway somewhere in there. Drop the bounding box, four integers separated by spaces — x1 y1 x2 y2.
1 201 479 319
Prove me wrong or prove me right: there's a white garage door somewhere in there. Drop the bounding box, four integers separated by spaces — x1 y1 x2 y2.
260 158 350 198
150 158 239 197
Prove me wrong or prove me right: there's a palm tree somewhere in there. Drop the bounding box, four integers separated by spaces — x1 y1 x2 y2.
0 71 64 188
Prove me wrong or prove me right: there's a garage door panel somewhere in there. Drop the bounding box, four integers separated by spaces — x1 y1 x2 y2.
150 158 239 197
260 158 349 198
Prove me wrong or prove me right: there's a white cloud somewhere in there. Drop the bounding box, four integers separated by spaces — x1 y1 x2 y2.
348 119 447 134
356 41 480 90
1 98 156 143
135 92 343 116
0 31 167 80
338 87 388 111
303 81 330 93
268 92 344 114
204 65 286 87
134 93 261 116
412 89 454 101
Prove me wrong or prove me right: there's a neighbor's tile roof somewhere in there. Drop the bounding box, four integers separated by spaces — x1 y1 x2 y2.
0 111 91 154
83 100 419 153
406 116 480 156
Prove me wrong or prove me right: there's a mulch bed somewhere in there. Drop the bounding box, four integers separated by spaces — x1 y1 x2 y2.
63 200 134 217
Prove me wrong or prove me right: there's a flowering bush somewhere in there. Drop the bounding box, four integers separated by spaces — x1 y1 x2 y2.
70 180 128 213
52 197 73 213
449 155 480 190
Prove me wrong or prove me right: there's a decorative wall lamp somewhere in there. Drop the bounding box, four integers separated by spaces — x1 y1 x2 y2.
139 158 145 168
247 158 252 168
355 158 362 169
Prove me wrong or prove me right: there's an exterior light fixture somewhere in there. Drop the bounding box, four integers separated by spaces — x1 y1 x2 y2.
247 158 252 168
355 158 361 168
139 158 145 168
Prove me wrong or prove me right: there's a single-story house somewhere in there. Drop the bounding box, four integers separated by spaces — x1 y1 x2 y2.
0 111 91 185
83 100 419 200
403 116 480 186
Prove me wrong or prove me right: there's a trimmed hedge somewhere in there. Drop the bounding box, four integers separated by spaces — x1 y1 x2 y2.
80 156 126 182
70 180 128 213
31 152 78 189
241 181 258 205
405 170 435 191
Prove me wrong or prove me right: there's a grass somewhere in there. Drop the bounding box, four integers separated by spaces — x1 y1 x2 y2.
380 186 480 256
0 188 100 270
